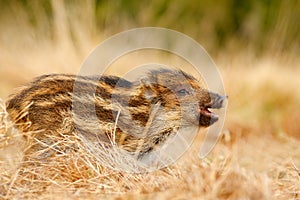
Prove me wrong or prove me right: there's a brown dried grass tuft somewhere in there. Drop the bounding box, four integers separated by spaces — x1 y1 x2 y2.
1 97 300 200
0 99 181 199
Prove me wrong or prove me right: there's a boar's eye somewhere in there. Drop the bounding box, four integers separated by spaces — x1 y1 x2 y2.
177 88 190 96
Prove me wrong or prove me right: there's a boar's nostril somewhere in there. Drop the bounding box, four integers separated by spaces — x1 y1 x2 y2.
218 95 227 107
212 94 227 108
218 95 225 104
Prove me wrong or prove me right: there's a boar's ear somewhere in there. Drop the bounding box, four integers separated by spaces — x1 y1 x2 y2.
140 77 152 88
140 77 157 101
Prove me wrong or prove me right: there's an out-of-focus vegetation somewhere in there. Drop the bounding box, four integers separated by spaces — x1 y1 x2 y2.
0 0 299 57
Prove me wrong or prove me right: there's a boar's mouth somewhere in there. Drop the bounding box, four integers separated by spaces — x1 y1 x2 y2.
199 94 227 127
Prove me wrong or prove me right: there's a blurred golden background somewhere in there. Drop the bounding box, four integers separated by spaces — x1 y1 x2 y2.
0 0 300 199
0 0 299 95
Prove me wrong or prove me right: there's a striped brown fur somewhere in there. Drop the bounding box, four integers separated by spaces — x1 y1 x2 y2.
6 69 226 159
